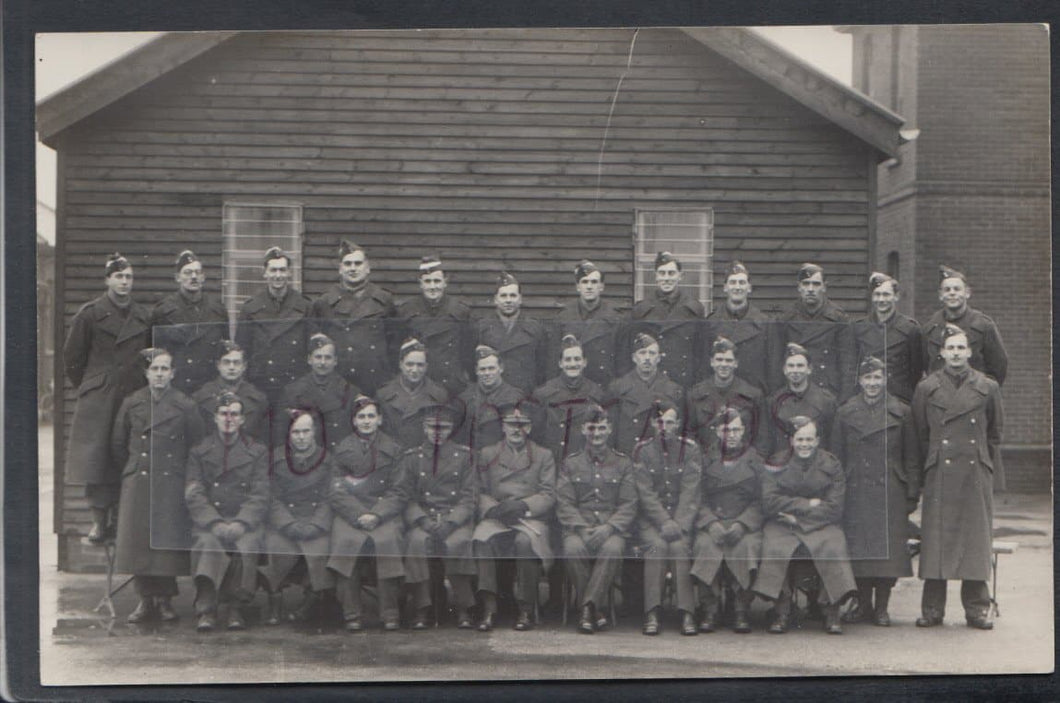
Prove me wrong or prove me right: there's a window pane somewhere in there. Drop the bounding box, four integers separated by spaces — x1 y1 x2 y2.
221 203 303 319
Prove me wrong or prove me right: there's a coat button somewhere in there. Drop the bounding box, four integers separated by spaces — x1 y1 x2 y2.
140 470 147 475
971 418 976 424
970 439 976 444
141 452 148 457
945 459 951 464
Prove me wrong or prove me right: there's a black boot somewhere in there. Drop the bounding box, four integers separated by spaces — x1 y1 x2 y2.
264 592 283 626
843 585 873 623
87 507 108 544
824 604 843 634
288 589 320 623
873 586 892 627
578 604 595 634
156 596 178 622
126 598 156 624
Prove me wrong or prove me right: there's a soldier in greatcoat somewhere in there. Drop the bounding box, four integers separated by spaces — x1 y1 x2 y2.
309 240 396 396
475 271 547 395
605 332 685 455
472 406 557 632
622 251 704 389
278 333 359 454
923 264 1008 385
376 338 451 449
455 345 525 452
755 416 857 635
402 404 477 629
150 250 230 395
192 341 270 445
258 410 336 626
832 356 920 627
691 409 765 634
556 405 638 634
185 391 269 632
326 395 408 631
911 323 1004 630
775 263 855 402
395 255 474 394
63 253 151 542
235 247 311 404
528 334 605 464
764 342 838 459
703 260 773 391
547 260 622 387
112 347 204 623
632 401 701 637
852 273 925 403
687 336 768 456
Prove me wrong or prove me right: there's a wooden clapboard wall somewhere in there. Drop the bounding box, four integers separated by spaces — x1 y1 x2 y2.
54 27 875 568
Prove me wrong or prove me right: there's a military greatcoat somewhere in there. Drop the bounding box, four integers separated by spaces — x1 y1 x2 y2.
623 290 705 389
395 294 474 394
192 378 271 445
309 282 397 396
548 299 623 387
852 312 925 403
150 291 230 395
475 314 548 394
527 374 604 463
776 298 855 401
556 446 638 539
235 287 311 400
703 303 774 390
278 372 358 453
455 380 525 452
764 384 838 459
922 306 1008 386
605 370 685 455
686 376 767 456
376 375 452 449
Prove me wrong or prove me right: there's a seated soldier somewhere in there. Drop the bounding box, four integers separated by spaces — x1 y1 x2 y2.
456 345 525 452
633 400 701 637
258 409 336 625
185 391 269 632
472 405 556 632
556 405 638 634
691 408 765 634
326 395 408 631
402 403 477 629
377 338 451 449
754 416 856 635
192 341 270 445
279 333 359 454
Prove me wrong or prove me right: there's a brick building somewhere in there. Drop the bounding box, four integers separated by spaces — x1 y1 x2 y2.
841 24 1051 491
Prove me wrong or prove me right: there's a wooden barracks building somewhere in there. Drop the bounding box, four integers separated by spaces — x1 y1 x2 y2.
38 27 912 570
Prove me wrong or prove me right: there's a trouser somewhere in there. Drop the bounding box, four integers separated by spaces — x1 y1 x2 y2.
133 575 178 598
921 579 991 620
563 533 625 608
642 537 695 613
335 568 401 623
699 564 753 617
85 482 120 510
475 532 541 611
410 575 475 611
194 561 254 616
855 577 896 609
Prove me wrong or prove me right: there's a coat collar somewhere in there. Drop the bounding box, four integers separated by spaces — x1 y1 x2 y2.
926 368 992 422
702 447 760 486
837 393 904 435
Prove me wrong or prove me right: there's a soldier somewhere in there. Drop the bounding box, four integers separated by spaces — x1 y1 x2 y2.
624 251 704 388
911 324 1004 630
235 246 311 403
754 416 856 635
704 260 773 390
528 334 605 464
310 240 396 396
258 410 336 626
556 405 638 634
191 341 270 445
402 404 477 630
278 333 358 454
455 345 525 452
606 332 684 455
472 406 557 632
548 260 622 387
395 255 474 394
764 343 838 459
632 401 701 637
776 263 855 402
327 395 409 631
691 409 765 634
687 336 767 456
832 357 919 627
852 272 925 403
923 265 1008 385
376 338 451 449
111 348 204 623
475 271 547 395
185 391 269 632
63 252 151 542
151 250 230 395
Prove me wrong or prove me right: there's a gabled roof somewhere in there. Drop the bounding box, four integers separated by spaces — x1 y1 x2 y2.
38 27 907 156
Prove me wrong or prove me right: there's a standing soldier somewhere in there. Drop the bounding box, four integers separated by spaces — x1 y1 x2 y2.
402 404 477 630
549 260 622 387
111 348 204 623
911 324 1003 630
624 251 704 389
923 265 1008 385
704 261 772 391
396 256 474 394
185 392 269 632
528 334 605 464
606 332 684 455
832 357 919 627
376 338 451 449
63 252 151 543
235 246 311 404
191 341 270 445
556 405 638 634
310 240 396 396
278 333 358 454
633 401 701 637
475 272 547 395
691 409 765 634
151 250 230 395
455 345 525 452
687 336 767 455
776 263 855 402
852 272 924 403
472 406 557 632
765 343 838 459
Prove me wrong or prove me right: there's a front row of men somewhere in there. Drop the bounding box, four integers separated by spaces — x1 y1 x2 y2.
112 320 1002 635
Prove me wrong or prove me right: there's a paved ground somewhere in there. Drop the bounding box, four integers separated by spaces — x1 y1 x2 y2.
37 425 1054 686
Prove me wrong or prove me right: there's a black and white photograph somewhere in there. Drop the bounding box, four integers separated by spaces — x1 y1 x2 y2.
31 21 1051 687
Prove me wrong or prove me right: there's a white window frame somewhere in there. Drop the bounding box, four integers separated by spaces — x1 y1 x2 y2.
221 202 305 322
633 208 715 313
